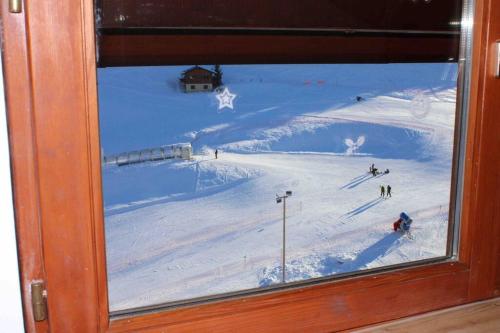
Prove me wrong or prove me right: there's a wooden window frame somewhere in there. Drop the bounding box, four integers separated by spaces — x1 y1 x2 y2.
1 0 499 332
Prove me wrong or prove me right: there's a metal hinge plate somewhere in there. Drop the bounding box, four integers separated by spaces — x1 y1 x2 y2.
31 282 47 322
9 0 22 13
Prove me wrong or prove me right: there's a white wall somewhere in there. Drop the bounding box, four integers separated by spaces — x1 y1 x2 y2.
0 55 25 331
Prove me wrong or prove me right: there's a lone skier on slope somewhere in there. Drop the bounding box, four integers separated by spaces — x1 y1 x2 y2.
393 212 413 233
215 149 218 159
380 185 385 198
387 185 392 198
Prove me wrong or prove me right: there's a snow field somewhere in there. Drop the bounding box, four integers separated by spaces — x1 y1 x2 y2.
98 64 457 311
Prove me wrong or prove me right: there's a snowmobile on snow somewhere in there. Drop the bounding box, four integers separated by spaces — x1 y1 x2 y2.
393 212 413 233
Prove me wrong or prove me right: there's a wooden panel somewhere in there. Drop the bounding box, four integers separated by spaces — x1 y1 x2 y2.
97 0 462 32
98 33 459 67
354 298 500 333
20 0 107 331
467 0 500 301
0 4 48 333
109 264 469 332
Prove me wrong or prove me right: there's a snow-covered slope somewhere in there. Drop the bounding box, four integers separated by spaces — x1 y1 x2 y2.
98 64 458 311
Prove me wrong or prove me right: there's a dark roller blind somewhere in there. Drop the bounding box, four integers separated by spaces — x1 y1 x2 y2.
95 0 463 67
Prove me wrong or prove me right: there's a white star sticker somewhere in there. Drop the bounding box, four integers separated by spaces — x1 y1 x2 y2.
215 87 237 111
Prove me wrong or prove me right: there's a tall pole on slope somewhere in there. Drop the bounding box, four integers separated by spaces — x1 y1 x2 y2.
282 195 286 284
276 190 292 284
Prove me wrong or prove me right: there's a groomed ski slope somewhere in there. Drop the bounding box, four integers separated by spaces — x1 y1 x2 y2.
98 64 458 311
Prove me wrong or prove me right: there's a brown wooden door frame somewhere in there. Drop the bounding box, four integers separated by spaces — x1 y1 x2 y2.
1 2 48 332
1 0 499 332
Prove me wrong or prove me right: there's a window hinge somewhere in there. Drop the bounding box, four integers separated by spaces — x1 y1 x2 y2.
31 282 47 322
9 0 22 13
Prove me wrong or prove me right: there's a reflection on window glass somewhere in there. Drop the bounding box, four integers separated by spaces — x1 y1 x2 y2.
98 63 458 311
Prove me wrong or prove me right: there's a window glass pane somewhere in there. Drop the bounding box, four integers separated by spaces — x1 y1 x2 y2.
98 62 460 312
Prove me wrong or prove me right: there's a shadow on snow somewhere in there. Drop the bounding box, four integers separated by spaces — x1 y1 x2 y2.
342 197 384 219
259 232 403 287
340 173 385 190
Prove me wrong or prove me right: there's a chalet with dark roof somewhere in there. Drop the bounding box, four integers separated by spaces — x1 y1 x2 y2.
180 66 218 93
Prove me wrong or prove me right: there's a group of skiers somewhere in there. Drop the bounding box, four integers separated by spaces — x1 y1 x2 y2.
369 163 392 198
380 185 392 198
368 163 411 232
213 154 410 232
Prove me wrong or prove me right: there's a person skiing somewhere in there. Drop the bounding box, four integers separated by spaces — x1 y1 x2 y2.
380 185 385 198
393 213 409 232
215 149 218 159
387 185 392 197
